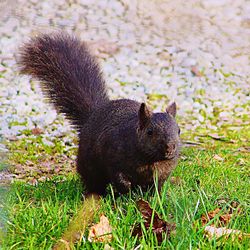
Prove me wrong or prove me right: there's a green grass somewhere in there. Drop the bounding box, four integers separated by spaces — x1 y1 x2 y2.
7 133 76 165
1 126 250 249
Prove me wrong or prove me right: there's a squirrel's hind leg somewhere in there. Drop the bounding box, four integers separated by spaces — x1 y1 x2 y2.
77 154 108 196
77 163 108 196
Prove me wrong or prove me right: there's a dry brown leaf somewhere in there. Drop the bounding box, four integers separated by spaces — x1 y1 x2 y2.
202 205 249 241
157 50 172 60
201 208 221 226
207 133 235 143
170 176 182 185
231 201 240 208
208 133 226 140
237 158 245 166
191 66 203 77
88 215 112 243
182 140 203 147
213 154 224 161
54 166 61 173
201 204 241 228
28 178 38 186
204 226 250 241
132 199 176 243
104 244 114 250
236 147 250 153
220 213 233 225
31 127 43 135
6 135 17 141
90 40 119 59
26 160 34 166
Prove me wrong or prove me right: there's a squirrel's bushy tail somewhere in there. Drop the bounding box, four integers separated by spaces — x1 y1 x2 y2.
18 32 109 128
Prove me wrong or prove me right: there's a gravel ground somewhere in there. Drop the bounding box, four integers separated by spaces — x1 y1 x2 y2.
0 0 249 152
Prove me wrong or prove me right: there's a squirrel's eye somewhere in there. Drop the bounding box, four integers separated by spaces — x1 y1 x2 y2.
147 128 153 136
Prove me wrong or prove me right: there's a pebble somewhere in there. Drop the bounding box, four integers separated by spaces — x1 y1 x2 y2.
181 58 197 67
202 0 228 8
0 144 8 153
42 138 54 147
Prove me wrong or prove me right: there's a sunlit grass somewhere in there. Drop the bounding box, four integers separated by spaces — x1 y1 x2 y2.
2 126 250 249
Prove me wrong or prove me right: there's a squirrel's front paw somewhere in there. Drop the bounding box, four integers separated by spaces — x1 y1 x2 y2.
112 172 131 194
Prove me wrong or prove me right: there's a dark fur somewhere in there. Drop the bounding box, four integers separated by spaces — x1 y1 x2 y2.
18 32 181 195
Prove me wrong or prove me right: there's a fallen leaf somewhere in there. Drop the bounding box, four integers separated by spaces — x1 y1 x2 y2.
201 204 241 228
170 176 182 185
241 18 250 28
201 205 249 242
215 198 228 207
215 197 240 214
207 133 236 143
88 215 112 243
220 213 233 225
182 140 203 147
204 225 250 241
237 158 245 166
54 166 61 173
157 50 172 60
213 154 224 161
191 66 203 77
201 208 221 226
31 127 43 135
231 201 240 208
132 199 176 243
236 147 250 153
208 133 225 140
6 135 17 141
104 244 114 250
28 178 38 186
26 160 34 166
90 40 119 59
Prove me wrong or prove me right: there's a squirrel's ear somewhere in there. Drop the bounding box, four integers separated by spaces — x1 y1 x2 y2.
139 103 151 129
166 102 177 117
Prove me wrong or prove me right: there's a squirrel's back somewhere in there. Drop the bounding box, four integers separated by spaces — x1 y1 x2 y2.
18 32 109 128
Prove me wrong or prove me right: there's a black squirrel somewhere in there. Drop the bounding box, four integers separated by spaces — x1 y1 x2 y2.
18 32 181 195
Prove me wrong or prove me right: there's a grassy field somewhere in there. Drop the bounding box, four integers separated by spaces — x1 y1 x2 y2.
1 126 250 249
